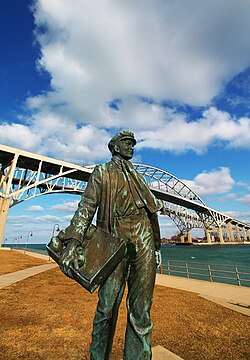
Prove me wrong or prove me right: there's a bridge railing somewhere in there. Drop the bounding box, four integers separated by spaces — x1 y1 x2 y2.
158 260 250 287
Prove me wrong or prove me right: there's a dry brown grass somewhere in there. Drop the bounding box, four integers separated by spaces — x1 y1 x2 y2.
0 265 249 360
0 250 49 276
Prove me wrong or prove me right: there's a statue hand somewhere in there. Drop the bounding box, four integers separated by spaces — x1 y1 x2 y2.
59 239 81 279
155 250 162 268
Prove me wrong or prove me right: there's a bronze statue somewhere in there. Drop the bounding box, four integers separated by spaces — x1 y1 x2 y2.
59 130 162 360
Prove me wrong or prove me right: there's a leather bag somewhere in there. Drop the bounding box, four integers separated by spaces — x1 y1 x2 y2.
46 224 127 293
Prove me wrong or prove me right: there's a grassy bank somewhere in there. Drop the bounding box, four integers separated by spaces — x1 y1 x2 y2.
0 250 249 359
0 249 49 276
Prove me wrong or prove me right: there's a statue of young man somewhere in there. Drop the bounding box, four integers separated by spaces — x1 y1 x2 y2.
60 130 162 360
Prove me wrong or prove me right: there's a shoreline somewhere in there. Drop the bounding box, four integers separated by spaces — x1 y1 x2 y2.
192 241 250 246
161 241 250 246
0 247 52 261
2 246 250 289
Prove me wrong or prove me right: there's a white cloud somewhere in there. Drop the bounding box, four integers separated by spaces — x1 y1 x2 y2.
63 214 74 221
236 181 250 191
2 106 250 159
8 214 64 224
183 167 235 196
0 119 111 164
37 121 111 164
224 210 250 219
7 215 32 223
34 215 64 223
237 194 250 205
104 98 166 131
225 193 237 200
0 123 40 151
26 205 44 212
31 0 250 116
2 0 250 162
137 107 250 153
159 222 175 229
51 200 78 213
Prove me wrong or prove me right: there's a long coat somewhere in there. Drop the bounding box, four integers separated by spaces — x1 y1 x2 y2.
64 160 162 250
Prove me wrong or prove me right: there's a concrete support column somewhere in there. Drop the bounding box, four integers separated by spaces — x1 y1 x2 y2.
187 232 192 244
235 225 241 242
242 227 247 241
205 229 211 243
180 235 185 244
226 223 234 242
218 227 224 244
0 197 11 246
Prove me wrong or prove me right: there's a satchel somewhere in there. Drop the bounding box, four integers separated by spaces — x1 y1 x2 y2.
46 224 127 293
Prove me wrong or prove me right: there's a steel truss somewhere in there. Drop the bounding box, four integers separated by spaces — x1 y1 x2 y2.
5 166 88 205
0 144 249 243
133 164 247 233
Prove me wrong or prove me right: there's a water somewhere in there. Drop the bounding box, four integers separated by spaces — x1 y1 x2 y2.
3 243 48 255
4 243 250 286
160 244 250 286
161 244 250 267
8 243 249 265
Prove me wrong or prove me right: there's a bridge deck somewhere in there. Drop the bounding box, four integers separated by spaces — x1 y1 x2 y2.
1 144 250 234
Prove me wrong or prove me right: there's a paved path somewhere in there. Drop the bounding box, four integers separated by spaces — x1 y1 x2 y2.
156 274 250 316
0 263 57 289
152 345 183 360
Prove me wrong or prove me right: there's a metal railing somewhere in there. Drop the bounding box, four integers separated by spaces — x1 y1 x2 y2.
159 260 250 287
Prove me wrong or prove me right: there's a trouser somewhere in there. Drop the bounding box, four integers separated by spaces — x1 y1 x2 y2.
90 212 156 360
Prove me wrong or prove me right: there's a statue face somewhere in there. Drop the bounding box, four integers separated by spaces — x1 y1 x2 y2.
115 139 134 160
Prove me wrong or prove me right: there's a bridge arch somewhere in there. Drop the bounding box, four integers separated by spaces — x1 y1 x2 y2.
1 144 249 244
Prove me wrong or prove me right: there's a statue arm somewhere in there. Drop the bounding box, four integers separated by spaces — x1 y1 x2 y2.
59 166 102 278
64 165 102 245
149 212 161 250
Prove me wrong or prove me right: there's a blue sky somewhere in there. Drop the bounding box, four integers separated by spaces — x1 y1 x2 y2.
1 0 250 244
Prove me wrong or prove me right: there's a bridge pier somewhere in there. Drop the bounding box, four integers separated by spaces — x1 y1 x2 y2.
180 232 192 244
180 234 185 244
235 224 241 242
0 151 18 247
0 197 11 246
205 228 229 244
218 227 224 244
205 229 212 243
242 227 247 241
226 223 234 242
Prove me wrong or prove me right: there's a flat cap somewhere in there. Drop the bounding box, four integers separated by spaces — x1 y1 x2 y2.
108 130 137 152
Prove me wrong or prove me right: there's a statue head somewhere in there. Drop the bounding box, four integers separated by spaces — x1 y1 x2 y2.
108 130 137 160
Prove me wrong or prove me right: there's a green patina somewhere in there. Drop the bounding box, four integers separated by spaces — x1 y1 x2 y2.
58 130 162 360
